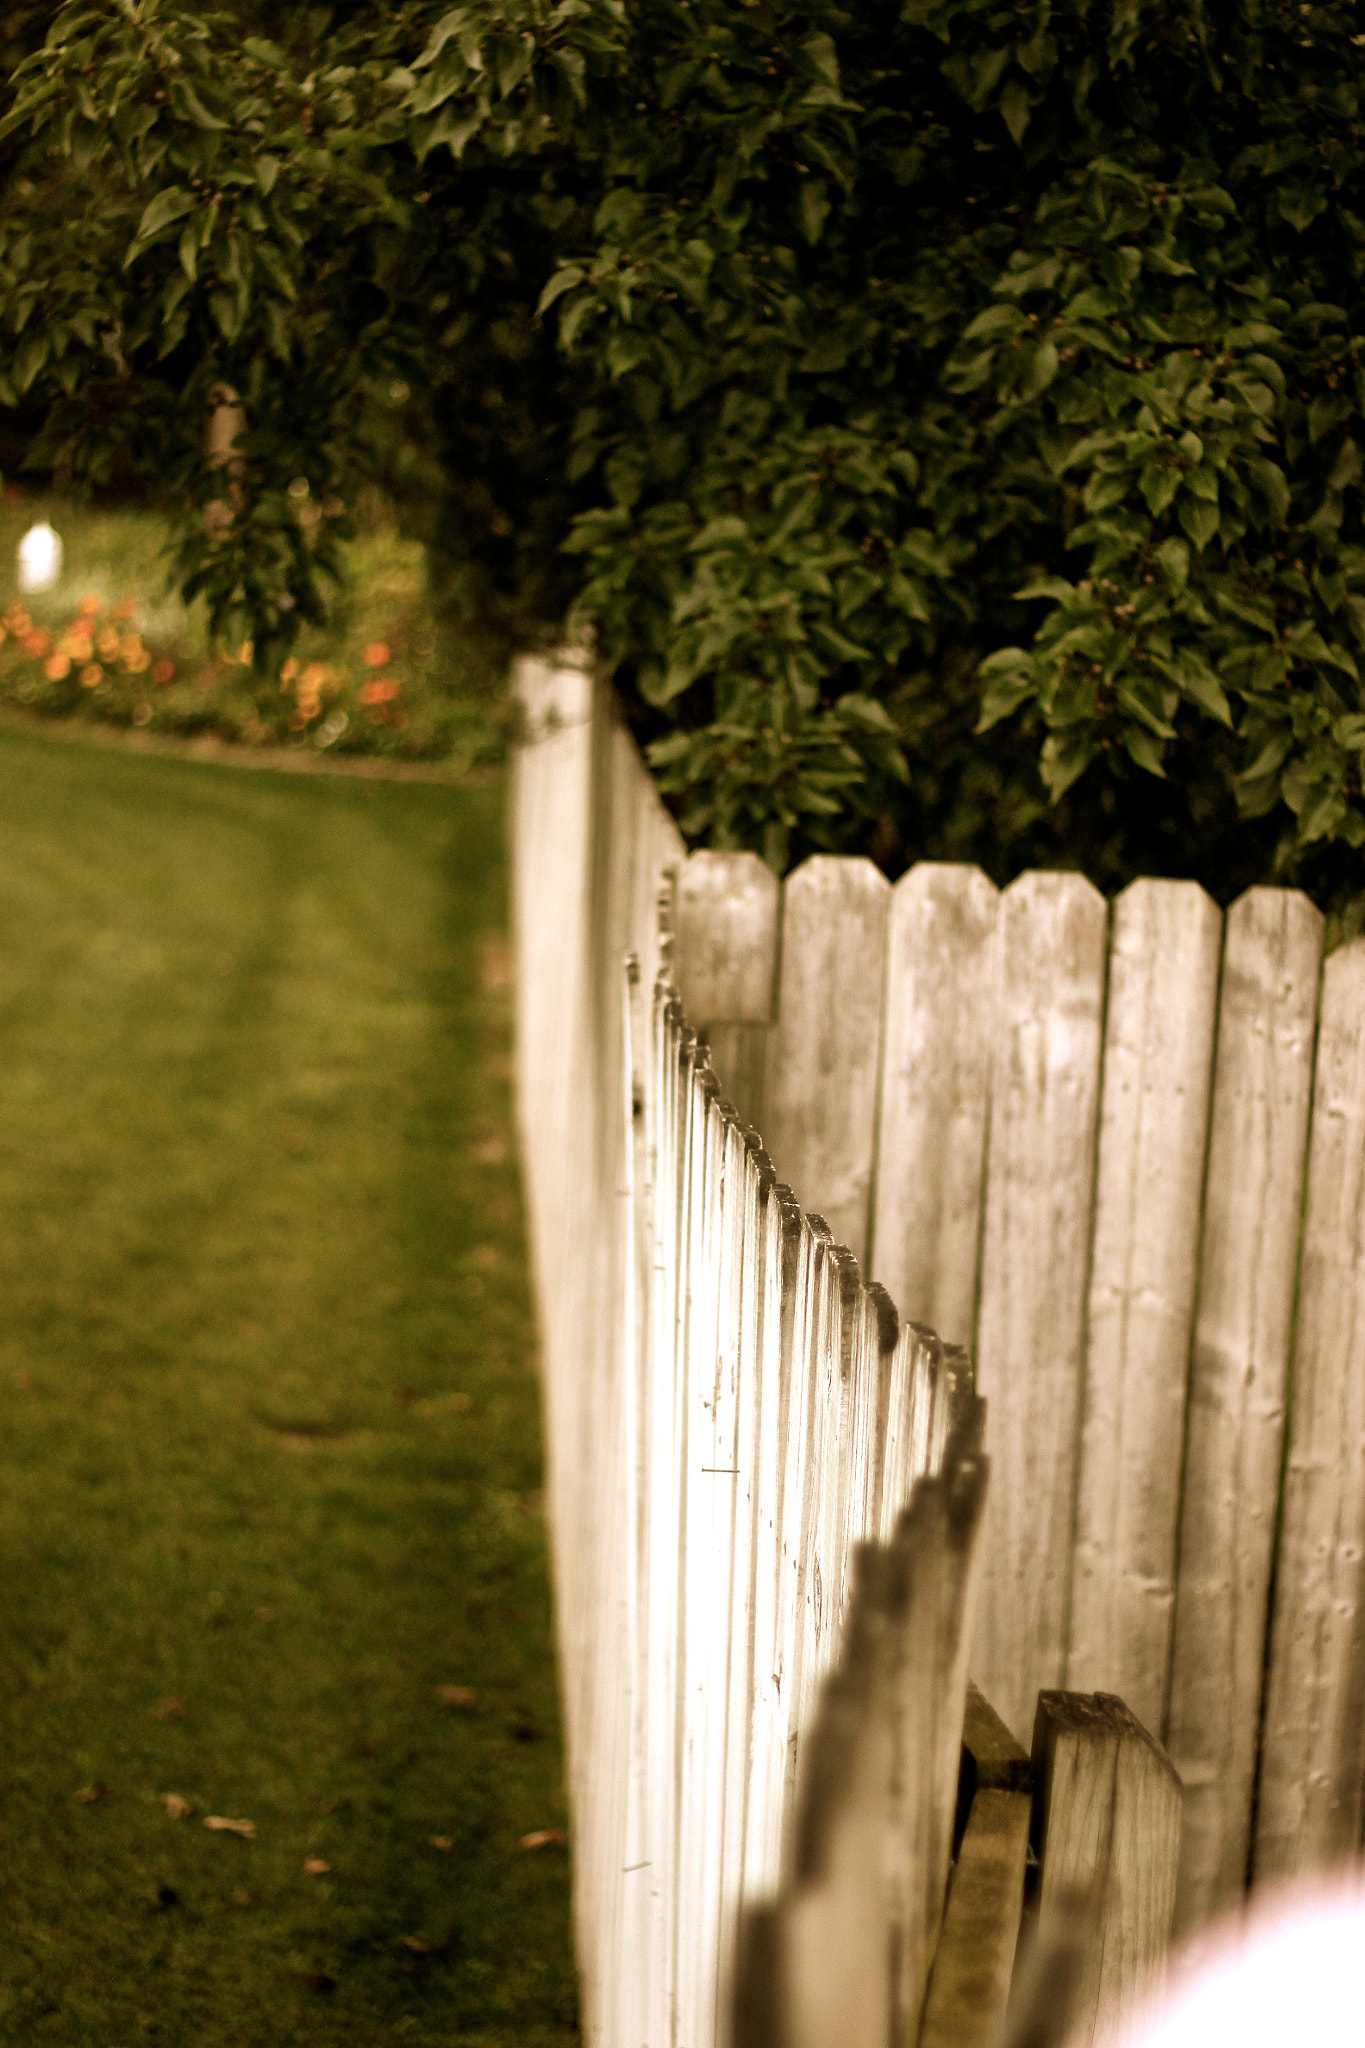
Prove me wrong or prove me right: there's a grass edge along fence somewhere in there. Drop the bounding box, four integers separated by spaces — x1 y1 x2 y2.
510 658 1184 2047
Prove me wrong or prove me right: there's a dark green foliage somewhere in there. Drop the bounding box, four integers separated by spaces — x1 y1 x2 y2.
4 0 1365 912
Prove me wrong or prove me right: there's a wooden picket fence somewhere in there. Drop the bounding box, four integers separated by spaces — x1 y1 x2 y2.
511 656 1362 2036
511 654 999 2041
670 807 1365 1940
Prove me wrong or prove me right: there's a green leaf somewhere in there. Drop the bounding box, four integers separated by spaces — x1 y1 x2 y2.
1000 79 1032 145
169 81 227 130
962 303 1025 343
1179 498 1220 552
255 155 280 196
11 331 49 395
798 181 830 247
1278 183 1328 233
689 516 749 551
1123 725 1167 775
1157 537 1189 591
536 266 585 315
130 185 195 249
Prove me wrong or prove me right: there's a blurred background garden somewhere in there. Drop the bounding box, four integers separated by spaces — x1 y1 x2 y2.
0 482 511 766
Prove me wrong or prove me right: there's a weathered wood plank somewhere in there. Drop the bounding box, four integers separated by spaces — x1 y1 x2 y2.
715 1137 772 2043
761 856 891 1263
1163 887 1322 1932
674 849 781 1140
740 1183 804 1906
972 872 1109 1742
869 862 1000 1349
676 850 781 1027
1068 880 1222 1730
1031 1692 1182 2047
918 1788 1031 2048
1256 937 1365 1880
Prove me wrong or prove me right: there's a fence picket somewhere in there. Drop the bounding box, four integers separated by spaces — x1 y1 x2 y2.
740 1182 804 1905
715 1136 770 2042
761 857 890 1263
1256 937 1365 1877
870 862 1000 1348
1068 880 1222 1730
1163 888 1323 1931
972 872 1108 1742
675 850 781 1027
1030 1693 1182 2048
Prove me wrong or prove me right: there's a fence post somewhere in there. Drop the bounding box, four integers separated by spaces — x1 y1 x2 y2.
1028 1692 1182 2046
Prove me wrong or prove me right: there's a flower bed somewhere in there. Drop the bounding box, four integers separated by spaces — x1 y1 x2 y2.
0 499 506 768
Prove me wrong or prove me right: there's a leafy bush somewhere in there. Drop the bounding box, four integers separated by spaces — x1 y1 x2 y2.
3 0 1365 916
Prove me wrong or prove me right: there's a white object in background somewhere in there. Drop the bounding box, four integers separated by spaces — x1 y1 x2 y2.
17 520 63 593
1095 1874 1365 2048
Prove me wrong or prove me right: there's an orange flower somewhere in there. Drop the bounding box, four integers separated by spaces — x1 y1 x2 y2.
362 642 391 668
80 663 103 689
96 627 120 660
124 649 151 674
76 595 102 619
44 653 71 681
112 599 137 623
359 677 400 706
21 629 50 658
152 659 176 686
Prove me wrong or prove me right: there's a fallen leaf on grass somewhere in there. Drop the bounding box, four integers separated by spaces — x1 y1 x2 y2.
398 1932 454 1956
434 1685 477 1709
74 1785 111 1805
304 1973 336 1996
519 1829 565 1851
303 1858 331 1876
429 1836 453 1851
204 1816 255 1839
161 1794 192 1820
155 1697 184 1721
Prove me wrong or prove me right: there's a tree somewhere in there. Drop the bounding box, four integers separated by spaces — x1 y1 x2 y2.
4 0 1365 919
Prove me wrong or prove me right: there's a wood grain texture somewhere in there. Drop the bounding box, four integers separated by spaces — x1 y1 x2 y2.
1031 1692 1181 2048
917 1788 1031 2048
869 862 1000 1349
973 872 1109 1743
1163 888 1322 1933
1068 881 1222 1730
761 856 891 1264
1256 937 1365 1881
675 850 781 1027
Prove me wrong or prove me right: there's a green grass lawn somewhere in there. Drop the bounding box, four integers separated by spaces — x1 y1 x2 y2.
0 726 577 2044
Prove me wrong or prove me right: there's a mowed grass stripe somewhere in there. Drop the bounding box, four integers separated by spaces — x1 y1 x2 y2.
0 729 576 2045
